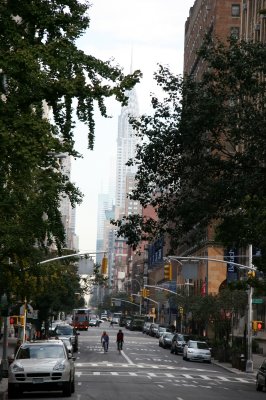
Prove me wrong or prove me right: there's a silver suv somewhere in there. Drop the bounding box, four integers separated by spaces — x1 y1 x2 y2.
8 339 75 398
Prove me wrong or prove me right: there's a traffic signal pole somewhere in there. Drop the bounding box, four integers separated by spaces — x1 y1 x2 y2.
246 244 253 373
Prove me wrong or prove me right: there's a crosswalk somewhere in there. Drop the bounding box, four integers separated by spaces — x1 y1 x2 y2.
75 362 255 384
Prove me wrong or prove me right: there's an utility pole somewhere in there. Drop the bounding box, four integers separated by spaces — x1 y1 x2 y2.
246 244 254 373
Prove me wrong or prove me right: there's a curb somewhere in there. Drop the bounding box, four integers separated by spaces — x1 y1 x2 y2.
212 359 257 376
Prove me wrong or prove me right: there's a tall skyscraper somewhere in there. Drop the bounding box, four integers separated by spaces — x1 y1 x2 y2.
96 193 112 264
115 86 139 214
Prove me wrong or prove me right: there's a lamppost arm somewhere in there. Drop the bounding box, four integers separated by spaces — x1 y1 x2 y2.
111 298 139 307
168 256 256 272
144 284 184 297
39 251 106 265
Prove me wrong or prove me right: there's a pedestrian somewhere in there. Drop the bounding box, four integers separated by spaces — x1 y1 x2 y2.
117 329 124 353
101 331 109 352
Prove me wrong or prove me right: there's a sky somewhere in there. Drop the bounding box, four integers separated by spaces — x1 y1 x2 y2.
71 0 196 252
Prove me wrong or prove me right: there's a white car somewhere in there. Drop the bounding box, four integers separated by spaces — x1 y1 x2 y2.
8 340 75 398
59 336 74 357
183 340 211 363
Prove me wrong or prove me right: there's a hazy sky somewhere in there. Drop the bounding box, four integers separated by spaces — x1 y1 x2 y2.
71 0 195 252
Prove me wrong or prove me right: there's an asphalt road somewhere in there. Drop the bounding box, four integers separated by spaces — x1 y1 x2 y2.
10 321 259 400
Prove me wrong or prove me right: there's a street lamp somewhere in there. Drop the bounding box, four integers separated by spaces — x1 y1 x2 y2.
168 244 255 373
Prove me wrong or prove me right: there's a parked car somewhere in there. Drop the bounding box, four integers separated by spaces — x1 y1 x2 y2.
256 359 266 391
53 323 79 352
128 319 144 331
170 333 189 355
142 322 152 334
149 323 160 337
183 340 211 363
155 326 171 338
159 332 174 349
59 336 74 357
8 339 75 398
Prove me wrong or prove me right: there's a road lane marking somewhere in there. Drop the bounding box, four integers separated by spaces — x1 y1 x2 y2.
121 350 134 365
217 376 230 381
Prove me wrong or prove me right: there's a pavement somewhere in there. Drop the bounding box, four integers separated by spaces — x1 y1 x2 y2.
0 337 263 399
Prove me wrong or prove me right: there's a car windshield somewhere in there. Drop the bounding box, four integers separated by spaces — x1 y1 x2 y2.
164 333 173 338
56 325 73 335
197 342 209 349
17 345 65 359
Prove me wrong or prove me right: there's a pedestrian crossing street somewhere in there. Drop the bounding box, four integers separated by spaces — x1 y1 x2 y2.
75 362 255 385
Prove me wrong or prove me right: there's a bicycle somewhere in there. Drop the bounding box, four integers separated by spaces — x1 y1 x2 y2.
102 340 108 352
117 340 123 353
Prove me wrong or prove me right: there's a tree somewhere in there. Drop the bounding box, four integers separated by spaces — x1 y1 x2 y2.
0 1 141 298
112 37 266 269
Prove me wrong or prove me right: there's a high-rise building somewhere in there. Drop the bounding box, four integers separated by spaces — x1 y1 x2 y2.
241 0 266 43
115 86 139 214
96 193 113 264
59 155 79 251
184 0 241 78
179 0 241 296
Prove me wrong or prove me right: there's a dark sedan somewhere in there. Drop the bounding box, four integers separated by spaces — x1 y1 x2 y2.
159 332 174 349
256 358 266 391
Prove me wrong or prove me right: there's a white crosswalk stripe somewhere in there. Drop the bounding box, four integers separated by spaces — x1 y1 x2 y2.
75 369 255 384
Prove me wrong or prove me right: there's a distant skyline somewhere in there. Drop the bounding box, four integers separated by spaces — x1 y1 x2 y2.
71 0 195 252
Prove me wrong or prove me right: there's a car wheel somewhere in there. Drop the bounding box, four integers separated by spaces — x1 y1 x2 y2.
256 379 263 392
63 380 72 397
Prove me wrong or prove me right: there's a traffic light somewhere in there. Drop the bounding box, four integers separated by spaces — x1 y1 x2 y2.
129 295 134 302
164 263 172 280
9 316 19 325
252 320 264 331
20 316 25 326
101 255 108 275
179 306 184 316
145 289 150 297
247 270 256 278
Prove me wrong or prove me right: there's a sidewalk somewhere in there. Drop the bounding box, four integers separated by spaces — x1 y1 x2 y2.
212 352 263 376
0 337 17 400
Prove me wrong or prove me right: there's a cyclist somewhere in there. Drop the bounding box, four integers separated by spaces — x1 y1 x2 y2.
101 331 109 352
117 329 124 353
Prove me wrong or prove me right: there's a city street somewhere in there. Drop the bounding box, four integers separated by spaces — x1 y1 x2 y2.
7 321 257 400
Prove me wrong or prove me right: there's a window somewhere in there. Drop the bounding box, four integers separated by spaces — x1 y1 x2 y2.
232 4 240 17
230 26 240 39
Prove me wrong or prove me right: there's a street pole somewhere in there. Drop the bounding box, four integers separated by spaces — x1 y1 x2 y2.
246 244 253 373
0 293 9 379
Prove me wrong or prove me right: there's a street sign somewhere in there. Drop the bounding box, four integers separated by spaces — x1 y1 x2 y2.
252 298 264 304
